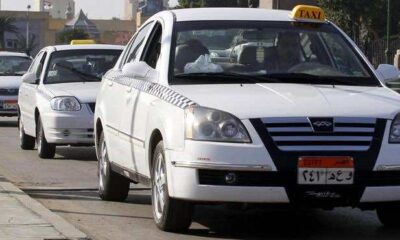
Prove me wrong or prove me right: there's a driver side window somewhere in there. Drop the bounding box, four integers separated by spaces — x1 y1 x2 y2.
141 23 162 69
123 23 153 65
24 51 46 83
36 52 47 79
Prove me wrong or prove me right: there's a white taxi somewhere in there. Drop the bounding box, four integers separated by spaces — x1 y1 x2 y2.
95 6 400 231
0 52 32 117
18 43 123 159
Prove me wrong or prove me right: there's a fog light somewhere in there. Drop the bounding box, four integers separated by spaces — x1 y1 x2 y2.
63 129 70 137
225 172 237 185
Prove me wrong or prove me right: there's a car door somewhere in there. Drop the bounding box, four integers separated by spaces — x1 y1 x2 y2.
19 51 47 136
105 22 154 168
119 22 162 175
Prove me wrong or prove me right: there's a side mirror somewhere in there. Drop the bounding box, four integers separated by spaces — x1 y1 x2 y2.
122 61 158 82
22 72 40 85
376 64 400 83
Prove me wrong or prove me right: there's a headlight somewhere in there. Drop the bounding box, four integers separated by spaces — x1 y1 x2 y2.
185 106 251 143
50 97 81 111
390 114 400 143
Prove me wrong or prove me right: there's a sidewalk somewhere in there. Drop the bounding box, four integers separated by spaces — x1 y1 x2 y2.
0 175 88 240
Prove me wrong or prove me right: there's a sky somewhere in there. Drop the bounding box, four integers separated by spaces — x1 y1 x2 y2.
1 0 179 19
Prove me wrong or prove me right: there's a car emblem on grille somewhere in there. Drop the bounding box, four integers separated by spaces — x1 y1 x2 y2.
309 117 334 132
313 121 332 127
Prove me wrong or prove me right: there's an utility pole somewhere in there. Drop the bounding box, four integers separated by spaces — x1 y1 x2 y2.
385 0 391 63
26 4 31 54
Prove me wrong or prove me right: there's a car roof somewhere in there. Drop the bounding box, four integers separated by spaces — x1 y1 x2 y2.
49 44 125 52
0 51 30 58
170 8 293 22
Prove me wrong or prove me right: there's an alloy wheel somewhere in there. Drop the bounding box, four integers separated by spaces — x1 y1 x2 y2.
153 153 167 220
99 139 108 191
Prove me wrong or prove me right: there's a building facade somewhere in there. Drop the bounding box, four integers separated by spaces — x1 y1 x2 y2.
124 0 169 20
0 11 51 55
0 10 136 56
33 0 75 19
259 0 317 9
64 10 101 40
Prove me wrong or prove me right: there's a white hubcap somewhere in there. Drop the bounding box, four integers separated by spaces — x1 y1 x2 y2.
153 153 167 220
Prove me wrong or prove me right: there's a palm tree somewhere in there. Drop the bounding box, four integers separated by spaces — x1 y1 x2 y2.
0 17 18 49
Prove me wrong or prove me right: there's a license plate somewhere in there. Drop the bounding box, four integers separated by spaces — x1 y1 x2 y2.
298 156 354 185
3 103 17 110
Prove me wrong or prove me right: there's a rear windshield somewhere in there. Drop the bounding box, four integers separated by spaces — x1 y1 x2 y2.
170 21 379 86
44 49 122 84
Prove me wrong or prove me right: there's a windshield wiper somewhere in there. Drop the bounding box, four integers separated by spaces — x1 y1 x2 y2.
0 73 23 76
56 65 102 82
263 73 371 86
175 72 281 84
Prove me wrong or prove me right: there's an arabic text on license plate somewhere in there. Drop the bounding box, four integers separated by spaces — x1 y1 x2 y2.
298 156 354 185
3 103 17 110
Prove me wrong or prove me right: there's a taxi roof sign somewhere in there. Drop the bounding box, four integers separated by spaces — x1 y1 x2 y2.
290 5 326 22
70 39 96 45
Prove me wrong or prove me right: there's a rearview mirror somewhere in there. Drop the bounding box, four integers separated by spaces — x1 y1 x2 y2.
376 64 400 83
122 61 158 82
22 72 39 85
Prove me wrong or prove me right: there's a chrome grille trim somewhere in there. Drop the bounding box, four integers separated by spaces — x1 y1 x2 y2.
279 146 370 151
263 117 378 152
272 136 373 141
267 127 313 132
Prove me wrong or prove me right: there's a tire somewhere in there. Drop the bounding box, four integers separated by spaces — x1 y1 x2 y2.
19 116 35 150
377 205 400 227
151 141 193 232
98 131 130 201
36 116 56 159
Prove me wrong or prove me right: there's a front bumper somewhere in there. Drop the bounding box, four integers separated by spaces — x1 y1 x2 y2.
41 105 94 145
165 119 400 207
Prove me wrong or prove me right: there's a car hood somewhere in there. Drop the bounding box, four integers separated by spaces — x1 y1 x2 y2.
44 82 100 103
0 76 23 89
172 83 400 120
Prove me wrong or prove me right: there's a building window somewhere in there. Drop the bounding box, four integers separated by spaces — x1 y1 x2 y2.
6 39 18 49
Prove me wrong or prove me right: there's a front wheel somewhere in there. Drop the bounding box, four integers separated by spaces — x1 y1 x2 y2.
151 141 193 232
36 116 56 159
377 205 400 227
19 116 35 150
98 131 130 201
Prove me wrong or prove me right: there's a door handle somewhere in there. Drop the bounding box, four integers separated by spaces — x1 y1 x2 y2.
126 86 133 93
107 80 113 87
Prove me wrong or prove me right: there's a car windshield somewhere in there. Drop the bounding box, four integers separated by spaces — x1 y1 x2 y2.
0 56 32 76
171 21 379 86
44 49 122 84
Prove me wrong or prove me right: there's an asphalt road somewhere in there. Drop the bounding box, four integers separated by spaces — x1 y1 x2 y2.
0 117 400 240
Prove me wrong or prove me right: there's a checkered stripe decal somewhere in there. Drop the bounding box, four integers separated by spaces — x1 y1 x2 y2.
104 71 197 109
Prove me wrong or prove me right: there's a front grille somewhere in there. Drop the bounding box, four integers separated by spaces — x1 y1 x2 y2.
263 117 377 152
88 103 96 113
0 88 18 96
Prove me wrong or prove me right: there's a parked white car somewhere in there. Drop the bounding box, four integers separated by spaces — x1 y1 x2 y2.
95 5 400 231
18 44 123 159
0 52 32 117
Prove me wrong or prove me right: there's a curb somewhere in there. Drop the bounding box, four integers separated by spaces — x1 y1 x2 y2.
0 178 89 240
